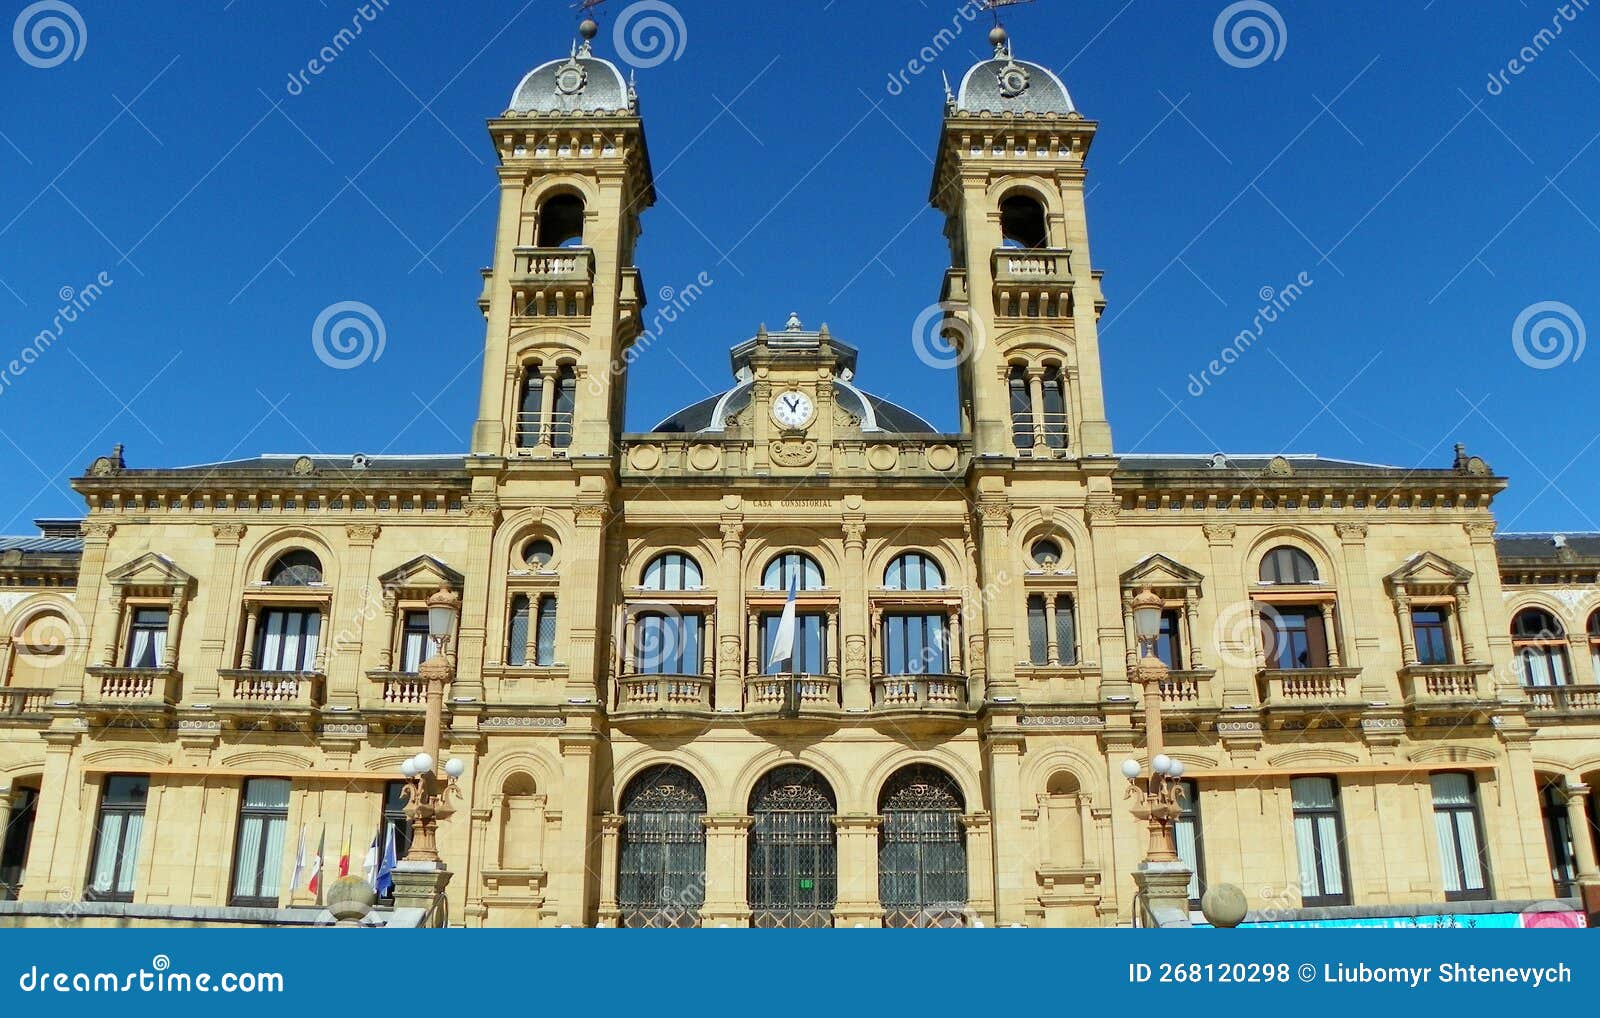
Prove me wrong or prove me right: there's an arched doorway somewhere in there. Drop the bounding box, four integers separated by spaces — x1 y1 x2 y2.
617 764 706 928
878 764 967 927
748 765 836 927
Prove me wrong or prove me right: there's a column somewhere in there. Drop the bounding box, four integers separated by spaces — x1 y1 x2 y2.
985 735 1027 924
0 638 13 685
744 614 758 677
1044 596 1060 666
622 612 638 675
329 523 380 708
832 814 884 926
1027 369 1047 449
700 614 715 676
455 503 495 702
1321 603 1341 667
1203 523 1251 707
378 589 398 670
825 609 840 676
1183 596 1204 670
977 490 1017 697
524 594 541 666
193 524 243 698
239 606 261 668
1565 783 1600 881
21 731 80 900
1392 594 1417 665
566 500 610 701
840 518 870 710
716 520 745 710
163 591 186 670
100 594 126 667
701 814 755 927
597 813 625 926
1455 588 1479 662
962 812 996 923
869 608 884 677
536 366 558 447
947 606 963 674
67 520 114 700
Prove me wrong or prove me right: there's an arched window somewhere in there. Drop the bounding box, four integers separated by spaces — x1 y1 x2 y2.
516 363 544 448
551 365 577 448
9 610 71 686
1258 546 1318 584
521 538 555 569
999 194 1048 249
878 765 967 927
517 363 577 449
1040 365 1067 448
1026 593 1077 666
748 765 836 928
885 552 944 591
762 552 824 591
642 552 702 591
1512 607 1570 687
1008 365 1033 449
618 764 706 928
266 550 322 586
535 193 585 248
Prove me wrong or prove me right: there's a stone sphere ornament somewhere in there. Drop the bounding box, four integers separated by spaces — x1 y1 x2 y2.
1200 883 1249 929
326 875 377 925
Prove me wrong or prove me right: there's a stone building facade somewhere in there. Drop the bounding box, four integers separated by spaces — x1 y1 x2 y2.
1 28 1597 928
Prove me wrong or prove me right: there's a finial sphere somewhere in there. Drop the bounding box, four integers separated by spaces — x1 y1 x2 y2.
579 18 599 40
989 26 1008 47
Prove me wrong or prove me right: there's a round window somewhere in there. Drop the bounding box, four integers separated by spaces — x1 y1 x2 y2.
1029 539 1062 569
522 539 555 569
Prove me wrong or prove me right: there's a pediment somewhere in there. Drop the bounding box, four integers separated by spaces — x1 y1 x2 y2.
378 554 464 593
1121 554 1204 591
105 552 192 591
1386 551 1472 589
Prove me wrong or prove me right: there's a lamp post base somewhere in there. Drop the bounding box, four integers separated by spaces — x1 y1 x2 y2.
392 860 453 927
1133 860 1192 929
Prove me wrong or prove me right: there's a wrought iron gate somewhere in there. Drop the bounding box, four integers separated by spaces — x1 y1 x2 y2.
618 764 706 928
748 765 837 928
878 765 968 927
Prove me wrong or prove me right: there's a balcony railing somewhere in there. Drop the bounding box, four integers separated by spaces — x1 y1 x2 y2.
83 667 178 709
614 674 714 713
1153 670 1211 707
1257 667 1362 710
1526 684 1600 715
992 247 1074 319
0 687 51 720
366 671 428 708
1400 663 1493 707
745 674 841 714
218 670 325 710
506 246 595 318
513 411 575 452
871 673 968 709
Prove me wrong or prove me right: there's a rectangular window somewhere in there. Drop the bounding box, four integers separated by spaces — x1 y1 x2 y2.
123 608 170 669
1055 595 1077 666
399 611 434 673
1516 646 1571 687
536 595 558 666
230 778 291 906
635 613 702 675
762 613 826 674
1155 609 1182 670
1009 372 1033 450
1175 779 1205 906
506 596 530 667
1431 773 1490 901
1543 783 1578 899
1412 608 1453 665
884 613 947 675
1026 595 1048 666
380 780 413 900
255 609 322 672
1291 777 1350 906
87 775 149 902
1264 607 1328 669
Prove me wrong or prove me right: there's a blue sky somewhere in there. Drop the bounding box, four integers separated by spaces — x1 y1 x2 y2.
0 1 1596 534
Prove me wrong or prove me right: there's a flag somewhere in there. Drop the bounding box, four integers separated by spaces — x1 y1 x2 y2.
375 826 399 898
362 835 379 889
288 824 307 893
306 826 325 897
766 572 799 672
337 826 351 878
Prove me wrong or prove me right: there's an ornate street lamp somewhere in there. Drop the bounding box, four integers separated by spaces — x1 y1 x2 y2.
398 586 468 863
1121 587 1185 865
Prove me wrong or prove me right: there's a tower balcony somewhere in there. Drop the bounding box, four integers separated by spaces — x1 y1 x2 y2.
991 247 1074 319
478 246 596 319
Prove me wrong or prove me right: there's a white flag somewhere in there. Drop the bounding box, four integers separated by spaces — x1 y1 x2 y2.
766 573 799 671
288 824 307 892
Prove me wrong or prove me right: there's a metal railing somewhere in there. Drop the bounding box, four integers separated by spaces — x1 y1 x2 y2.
514 410 574 450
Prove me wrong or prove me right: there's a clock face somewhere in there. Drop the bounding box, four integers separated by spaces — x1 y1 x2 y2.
771 390 815 430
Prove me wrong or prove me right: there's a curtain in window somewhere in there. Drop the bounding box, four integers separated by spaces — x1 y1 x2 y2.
1291 778 1343 898
90 814 126 894
128 628 154 668
1174 817 1200 900
400 615 432 673
1431 774 1485 895
536 596 558 665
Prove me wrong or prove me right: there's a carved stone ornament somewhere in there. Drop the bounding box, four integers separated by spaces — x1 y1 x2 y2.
1265 456 1294 477
1085 500 1120 521
996 58 1031 99
1203 523 1236 543
212 523 246 541
88 456 119 477
1464 520 1497 539
292 456 315 476
1335 522 1368 541
770 439 818 468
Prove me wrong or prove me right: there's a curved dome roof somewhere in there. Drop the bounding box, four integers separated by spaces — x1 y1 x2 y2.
508 49 634 115
955 52 1075 116
651 380 938 435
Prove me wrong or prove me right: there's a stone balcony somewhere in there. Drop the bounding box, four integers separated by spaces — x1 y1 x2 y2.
991 247 1074 318
82 667 179 715
870 674 971 725
366 671 429 710
216 670 325 728
1149 669 1216 711
1256 667 1364 724
743 674 842 722
611 674 715 732
495 246 595 319
1399 663 1494 713
1526 683 1600 719
0 687 51 725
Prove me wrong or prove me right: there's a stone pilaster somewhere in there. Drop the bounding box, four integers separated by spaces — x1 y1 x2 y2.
701 813 755 927
831 813 883 926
